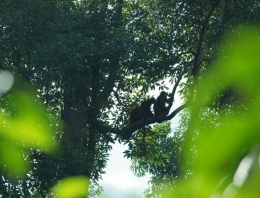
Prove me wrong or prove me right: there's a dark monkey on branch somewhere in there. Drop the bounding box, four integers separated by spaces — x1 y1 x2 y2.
154 91 169 121
126 106 141 128
139 97 155 120
125 97 155 128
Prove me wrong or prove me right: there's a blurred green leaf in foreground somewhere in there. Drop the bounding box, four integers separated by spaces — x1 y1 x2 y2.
0 73 89 197
0 74 58 179
165 26 260 198
51 176 89 198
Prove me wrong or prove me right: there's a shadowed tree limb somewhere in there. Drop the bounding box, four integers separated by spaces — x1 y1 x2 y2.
97 102 191 141
218 0 228 26
168 69 187 110
166 103 191 120
192 1 220 79
190 1 220 100
181 1 221 176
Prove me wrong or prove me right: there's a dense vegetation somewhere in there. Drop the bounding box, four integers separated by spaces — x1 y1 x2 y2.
1 0 260 197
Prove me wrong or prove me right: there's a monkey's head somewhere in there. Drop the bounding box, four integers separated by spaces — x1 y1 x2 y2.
150 97 156 103
160 91 168 99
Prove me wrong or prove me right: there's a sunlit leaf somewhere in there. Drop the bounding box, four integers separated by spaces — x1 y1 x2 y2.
0 81 58 179
179 26 260 197
51 176 89 198
0 91 57 152
0 140 29 177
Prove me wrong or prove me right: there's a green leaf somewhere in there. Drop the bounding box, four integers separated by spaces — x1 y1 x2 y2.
0 91 57 152
0 140 30 178
51 176 89 198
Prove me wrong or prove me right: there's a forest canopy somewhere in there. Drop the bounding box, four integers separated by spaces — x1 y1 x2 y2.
1 0 260 197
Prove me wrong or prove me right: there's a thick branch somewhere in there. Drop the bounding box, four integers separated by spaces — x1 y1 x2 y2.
192 1 220 79
218 0 228 26
97 0 123 108
169 69 186 105
190 1 220 101
98 102 191 140
99 69 119 107
166 103 192 120
164 68 188 118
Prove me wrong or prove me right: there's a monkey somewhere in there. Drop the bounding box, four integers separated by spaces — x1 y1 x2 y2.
153 91 169 121
139 97 155 154
123 97 155 141
126 106 142 128
139 97 155 120
124 97 155 129
123 106 141 139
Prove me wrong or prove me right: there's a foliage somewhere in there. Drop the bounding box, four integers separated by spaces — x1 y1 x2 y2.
126 122 183 197
1 0 260 197
124 1 260 197
153 26 260 198
51 176 89 198
0 73 58 195
1 0 175 196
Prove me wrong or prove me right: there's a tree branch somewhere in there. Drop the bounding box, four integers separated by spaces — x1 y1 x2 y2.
98 102 191 141
218 0 228 26
112 89 125 107
165 68 187 116
192 1 220 79
98 0 123 108
99 69 119 107
170 70 186 102
166 103 192 120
